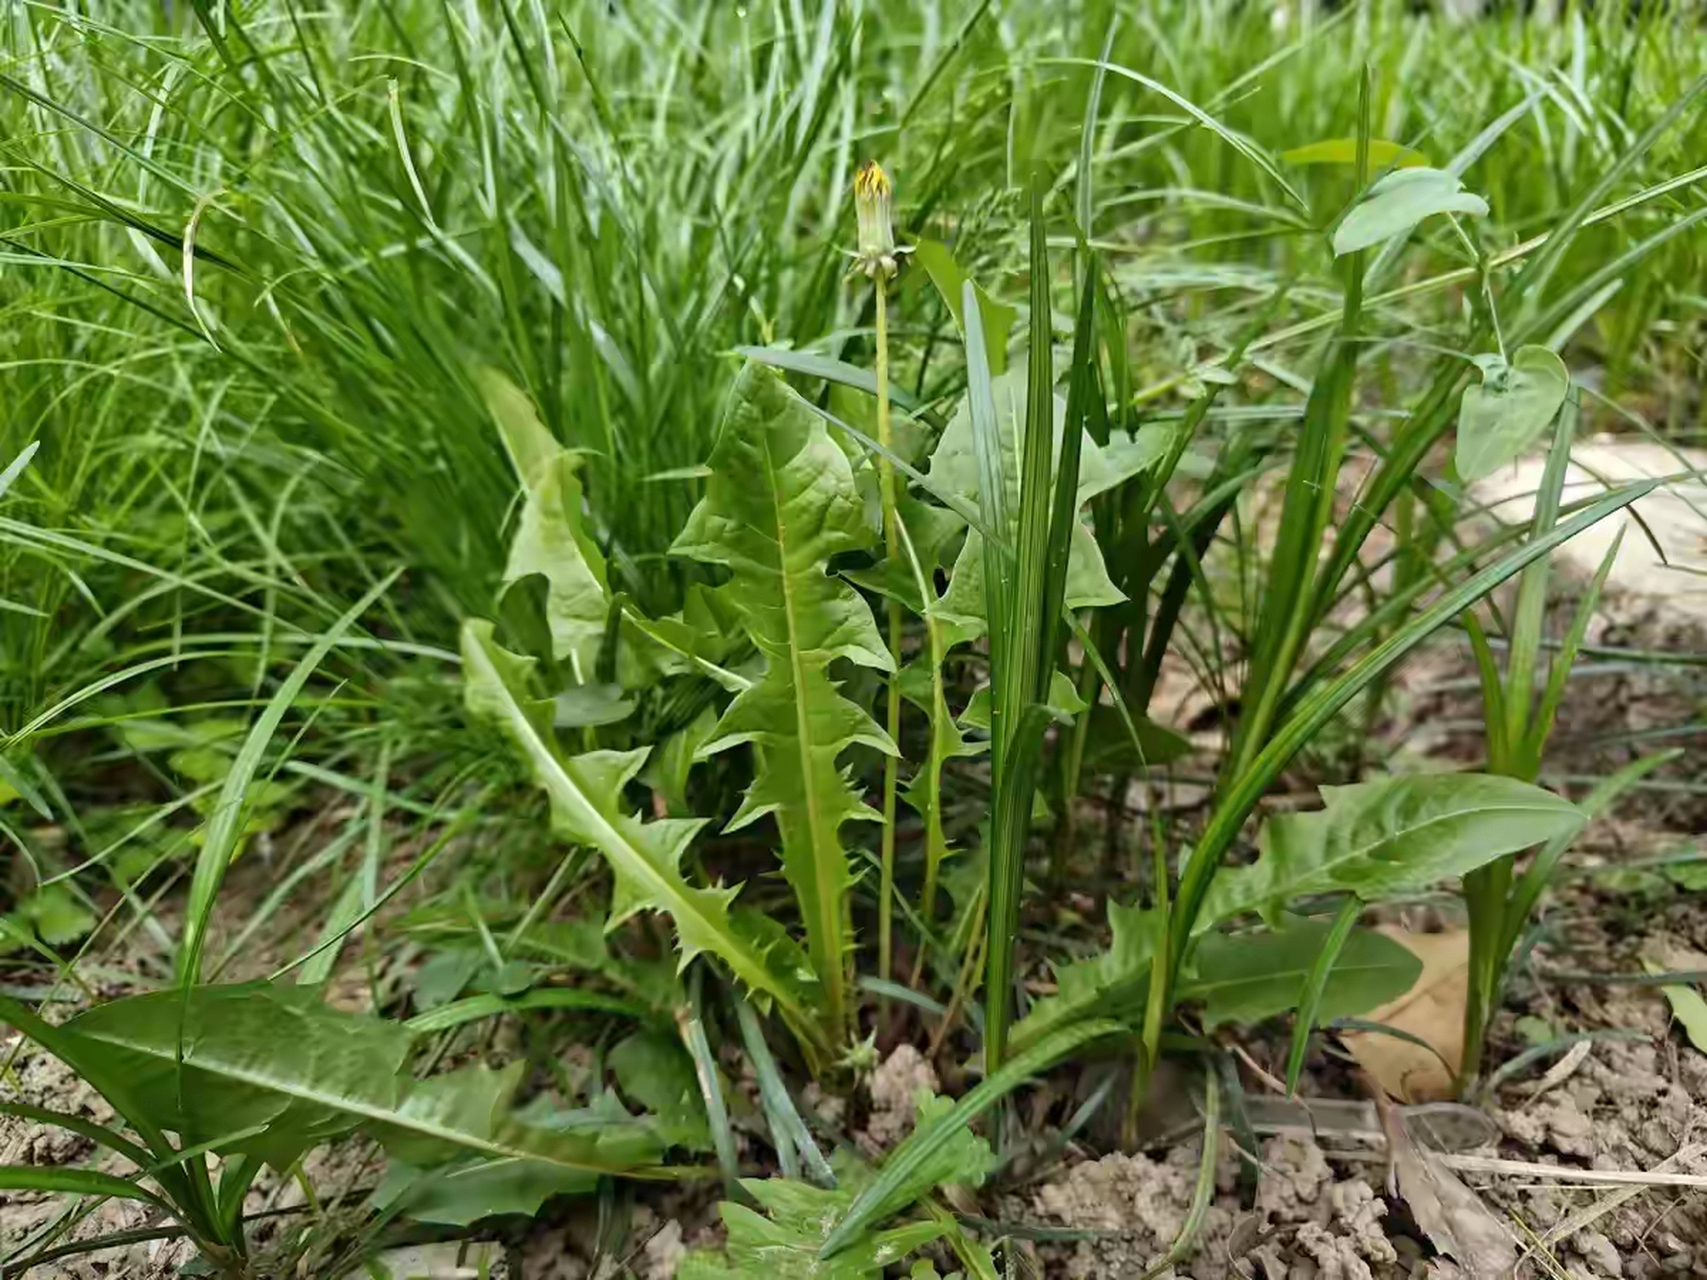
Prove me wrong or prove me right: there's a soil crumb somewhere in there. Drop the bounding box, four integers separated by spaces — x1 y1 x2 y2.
1025 1133 1409 1279
858 1043 938 1153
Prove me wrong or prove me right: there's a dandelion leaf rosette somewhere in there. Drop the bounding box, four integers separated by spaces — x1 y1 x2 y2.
672 363 897 1033
481 367 611 678
677 1177 949 1278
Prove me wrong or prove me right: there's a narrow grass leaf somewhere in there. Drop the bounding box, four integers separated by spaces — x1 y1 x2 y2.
0 1165 173 1214
404 989 650 1034
1284 898 1363 1091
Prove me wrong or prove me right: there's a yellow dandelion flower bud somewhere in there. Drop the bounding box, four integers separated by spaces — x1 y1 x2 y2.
853 160 898 280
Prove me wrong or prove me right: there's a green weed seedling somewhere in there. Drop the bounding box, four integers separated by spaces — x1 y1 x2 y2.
1458 383 1682 1085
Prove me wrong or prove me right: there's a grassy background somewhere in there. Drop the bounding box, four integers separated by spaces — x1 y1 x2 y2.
0 0 1702 998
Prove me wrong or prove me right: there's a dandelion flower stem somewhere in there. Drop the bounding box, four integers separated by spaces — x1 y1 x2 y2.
875 272 903 993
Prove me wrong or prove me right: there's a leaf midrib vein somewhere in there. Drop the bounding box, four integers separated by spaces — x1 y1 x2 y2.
760 429 844 1028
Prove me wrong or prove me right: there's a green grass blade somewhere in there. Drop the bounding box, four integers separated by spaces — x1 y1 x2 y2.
177 572 398 987
1283 897 1361 1093
403 989 651 1034
0 1101 153 1171
1499 750 1681 961
0 1165 174 1215
983 177 1069 1069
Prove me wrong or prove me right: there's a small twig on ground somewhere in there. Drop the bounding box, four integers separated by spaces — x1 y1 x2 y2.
1443 1154 1707 1189
1520 1038 1593 1099
1230 1042 1289 1097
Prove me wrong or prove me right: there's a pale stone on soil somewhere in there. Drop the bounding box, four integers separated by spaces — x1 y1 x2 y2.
1471 441 1707 622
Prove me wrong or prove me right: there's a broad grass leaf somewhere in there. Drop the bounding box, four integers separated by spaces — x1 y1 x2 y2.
672 362 897 1035
1282 138 1428 168
1185 916 1422 1028
462 621 822 1044
1203 774 1584 924
1007 902 1162 1055
913 239 1017 376
1455 346 1571 482
1332 168 1488 256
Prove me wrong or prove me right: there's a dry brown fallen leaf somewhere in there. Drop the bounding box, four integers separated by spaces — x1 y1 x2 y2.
1343 927 1467 1101
1374 1088 1518 1280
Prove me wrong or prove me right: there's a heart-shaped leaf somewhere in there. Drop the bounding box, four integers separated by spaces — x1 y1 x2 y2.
1332 168 1488 257
1455 346 1571 481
